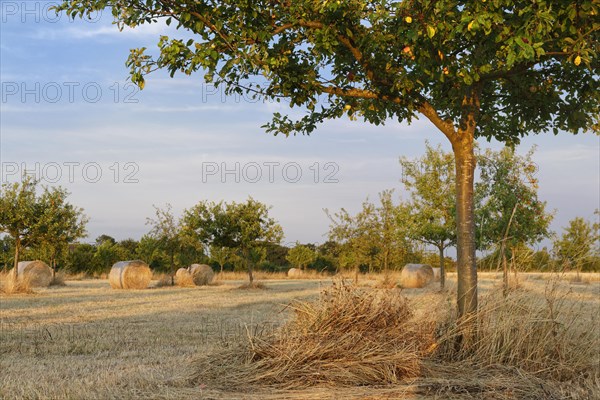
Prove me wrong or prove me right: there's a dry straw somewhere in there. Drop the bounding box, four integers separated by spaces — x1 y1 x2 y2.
0 269 34 294
17 260 53 287
188 264 214 286
400 264 434 288
109 260 152 289
190 280 434 389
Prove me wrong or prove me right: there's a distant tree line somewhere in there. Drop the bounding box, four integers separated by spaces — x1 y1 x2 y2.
1 147 598 278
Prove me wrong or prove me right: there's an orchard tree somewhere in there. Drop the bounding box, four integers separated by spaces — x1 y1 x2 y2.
36 186 89 276
326 190 412 277
476 147 553 292
554 215 600 274
93 238 128 272
0 178 85 276
209 245 236 273
0 177 42 274
183 198 283 284
400 143 456 288
286 242 317 270
147 203 183 284
57 1 599 318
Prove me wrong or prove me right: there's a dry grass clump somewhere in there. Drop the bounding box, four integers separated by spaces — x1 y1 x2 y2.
154 273 173 288
427 281 600 398
238 281 267 290
0 270 34 294
49 272 66 287
374 273 399 289
190 281 434 389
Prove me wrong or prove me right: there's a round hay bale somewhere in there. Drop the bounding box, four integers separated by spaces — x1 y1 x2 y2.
109 260 152 289
17 260 52 287
175 267 194 287
189 264 214 286
400 264 434 288
432 267 441 281
287 268 303 278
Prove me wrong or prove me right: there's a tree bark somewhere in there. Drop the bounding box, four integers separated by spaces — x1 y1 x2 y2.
13 238 21 278
248 264 254 284
438 244 446 289
452 132 478 318
421 98 478 319
170 252 175 286
502 250 509 297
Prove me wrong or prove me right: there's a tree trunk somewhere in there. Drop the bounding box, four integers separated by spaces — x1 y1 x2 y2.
384 248 389 273
511 247 518 285
248 263 254 284
438 244 446 290
170 252 175 286
452 133 478 319
502 250 509 297
13 238 21 278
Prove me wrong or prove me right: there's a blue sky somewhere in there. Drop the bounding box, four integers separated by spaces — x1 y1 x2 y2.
1 3 598 253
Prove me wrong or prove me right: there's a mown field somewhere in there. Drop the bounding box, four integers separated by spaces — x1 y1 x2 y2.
1 273 599 399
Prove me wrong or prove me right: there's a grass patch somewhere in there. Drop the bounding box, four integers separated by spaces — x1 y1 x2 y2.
0 270 34 294
154 274 174 288
238 281 268 290
49 272 67 287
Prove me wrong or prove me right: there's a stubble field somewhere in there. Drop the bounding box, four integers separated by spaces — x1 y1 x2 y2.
1 273 599 399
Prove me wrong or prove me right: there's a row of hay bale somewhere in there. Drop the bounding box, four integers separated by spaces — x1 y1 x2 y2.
16 260 438 289
175 264 214 287
12 259 215 290
110 261 215 289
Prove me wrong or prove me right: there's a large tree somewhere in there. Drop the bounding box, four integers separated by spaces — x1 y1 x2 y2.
57 1 599 317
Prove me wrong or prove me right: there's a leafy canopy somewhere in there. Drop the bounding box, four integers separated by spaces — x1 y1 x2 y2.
400 143 456 250
286 242 317 269
57 0 599 141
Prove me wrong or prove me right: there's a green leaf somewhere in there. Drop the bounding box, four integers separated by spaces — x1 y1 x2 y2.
427 25 436 38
